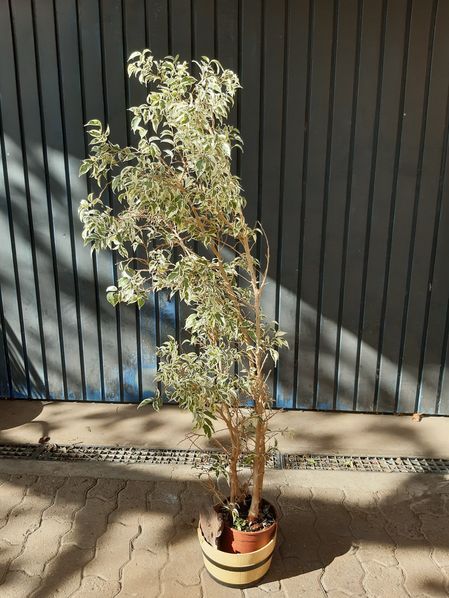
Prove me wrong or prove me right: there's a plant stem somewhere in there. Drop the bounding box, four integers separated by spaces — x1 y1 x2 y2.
240 227 270 521
220 405 241 503
248 417 266 520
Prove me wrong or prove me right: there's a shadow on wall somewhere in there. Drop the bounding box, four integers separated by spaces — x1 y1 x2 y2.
2 0 449 415
0 132 156 404
0 319 45 400
0 113 445 412
1 132 448 413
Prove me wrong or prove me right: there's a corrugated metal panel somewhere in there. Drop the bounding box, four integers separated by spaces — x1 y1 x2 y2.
1 0 449 414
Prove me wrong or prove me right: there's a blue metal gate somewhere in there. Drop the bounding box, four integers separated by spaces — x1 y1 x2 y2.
1 0 449 414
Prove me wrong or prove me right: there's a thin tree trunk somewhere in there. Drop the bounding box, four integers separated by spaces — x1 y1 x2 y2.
248 416 266 520
229 449 240 504
222 406 241 504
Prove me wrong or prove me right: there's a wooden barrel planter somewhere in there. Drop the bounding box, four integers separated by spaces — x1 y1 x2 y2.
198 525 277 588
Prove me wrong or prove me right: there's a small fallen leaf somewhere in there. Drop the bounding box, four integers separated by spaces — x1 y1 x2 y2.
411 413 423 423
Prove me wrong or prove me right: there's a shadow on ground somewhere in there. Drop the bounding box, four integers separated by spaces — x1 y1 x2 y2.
0 461 448 597
0 403 448 595
0 400 43 432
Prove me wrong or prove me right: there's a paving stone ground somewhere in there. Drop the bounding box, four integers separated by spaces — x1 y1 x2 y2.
0 462 448 597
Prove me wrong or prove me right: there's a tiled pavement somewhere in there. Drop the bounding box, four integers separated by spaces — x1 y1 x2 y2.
0 462 448 598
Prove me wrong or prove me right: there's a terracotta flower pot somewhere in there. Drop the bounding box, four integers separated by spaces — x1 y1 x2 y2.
220 515 277 554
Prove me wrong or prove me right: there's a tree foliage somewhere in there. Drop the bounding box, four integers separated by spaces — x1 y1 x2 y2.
79 51 287 523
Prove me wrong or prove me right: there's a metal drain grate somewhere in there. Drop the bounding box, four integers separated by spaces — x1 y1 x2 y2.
0 444 280 468
0 444 448 473
0 444 214 466
283 454 449 474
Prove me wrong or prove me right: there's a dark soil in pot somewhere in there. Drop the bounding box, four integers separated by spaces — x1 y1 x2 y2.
218 497 277 554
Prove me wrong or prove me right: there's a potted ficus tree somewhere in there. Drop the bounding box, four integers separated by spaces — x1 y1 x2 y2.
79 51 288 588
